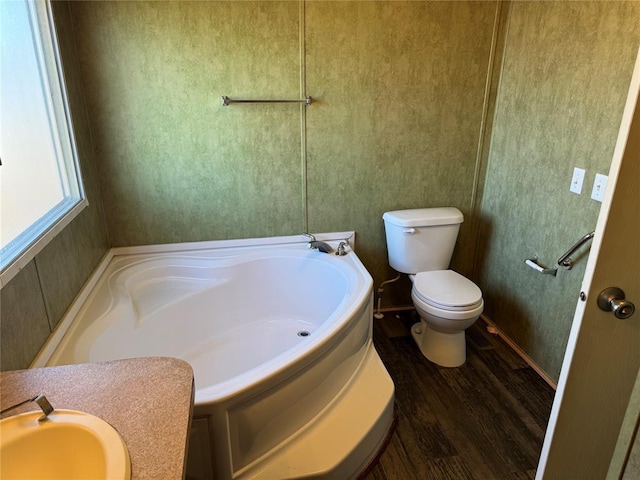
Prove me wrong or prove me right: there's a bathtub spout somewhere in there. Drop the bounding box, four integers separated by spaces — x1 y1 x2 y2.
301 234 334 254
310 241 334 254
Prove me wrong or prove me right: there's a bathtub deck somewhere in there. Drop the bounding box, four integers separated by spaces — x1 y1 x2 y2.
365 310 555 480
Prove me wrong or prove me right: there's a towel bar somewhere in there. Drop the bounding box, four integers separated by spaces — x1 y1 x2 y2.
557 231 595 270
221 96 312 107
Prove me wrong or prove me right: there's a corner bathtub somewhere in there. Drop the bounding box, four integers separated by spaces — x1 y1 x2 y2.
33 234 395 480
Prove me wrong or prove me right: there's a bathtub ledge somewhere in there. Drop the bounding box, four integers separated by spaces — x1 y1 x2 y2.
236 344 394 479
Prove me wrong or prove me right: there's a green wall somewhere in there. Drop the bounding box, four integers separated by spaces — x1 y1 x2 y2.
305 1 498 298
477 1 640 379
69 0 498 297
2 1 639 383
72 1 305 245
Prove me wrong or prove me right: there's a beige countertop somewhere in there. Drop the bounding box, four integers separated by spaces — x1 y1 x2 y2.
0 357 194 480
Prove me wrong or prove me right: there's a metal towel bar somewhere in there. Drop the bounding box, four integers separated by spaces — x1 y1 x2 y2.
221 96 312 107
557 231 595 270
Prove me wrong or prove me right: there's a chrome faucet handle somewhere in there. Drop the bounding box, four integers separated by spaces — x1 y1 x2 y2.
302 233 318 250
335 241 348 256
35 394 54 419
1 394 54 421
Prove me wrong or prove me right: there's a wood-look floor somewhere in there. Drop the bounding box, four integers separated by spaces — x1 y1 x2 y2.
363 310 556 480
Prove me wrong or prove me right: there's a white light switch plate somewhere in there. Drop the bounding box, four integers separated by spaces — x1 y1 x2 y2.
570 167 585 194
591 173 608 202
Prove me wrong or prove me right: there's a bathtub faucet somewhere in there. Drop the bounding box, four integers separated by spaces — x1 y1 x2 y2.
302 233 334 254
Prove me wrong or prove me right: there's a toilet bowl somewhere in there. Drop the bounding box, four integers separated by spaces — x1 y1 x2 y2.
409 270 483 367
382 207 484 367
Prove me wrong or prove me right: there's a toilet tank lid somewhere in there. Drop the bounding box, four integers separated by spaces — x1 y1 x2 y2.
383 208 463 227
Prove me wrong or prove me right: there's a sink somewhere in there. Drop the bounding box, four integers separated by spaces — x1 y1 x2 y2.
0 409 130 480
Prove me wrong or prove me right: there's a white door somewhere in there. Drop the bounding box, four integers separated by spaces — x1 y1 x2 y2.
536 48 640 479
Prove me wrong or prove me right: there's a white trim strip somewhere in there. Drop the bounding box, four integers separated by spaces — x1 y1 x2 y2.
0 199 88 288
111 232 356 257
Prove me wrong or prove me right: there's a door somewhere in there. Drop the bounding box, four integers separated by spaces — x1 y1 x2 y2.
536 48 640 479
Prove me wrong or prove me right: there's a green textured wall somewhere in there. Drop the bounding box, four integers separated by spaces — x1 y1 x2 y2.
70 0 498 298
477 1 640 380
306 1 497 298
72 1 304 245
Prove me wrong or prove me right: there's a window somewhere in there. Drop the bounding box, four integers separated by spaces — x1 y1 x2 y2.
0 0 86 286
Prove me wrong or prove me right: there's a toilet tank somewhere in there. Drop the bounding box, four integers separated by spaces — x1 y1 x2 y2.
382 208 463 274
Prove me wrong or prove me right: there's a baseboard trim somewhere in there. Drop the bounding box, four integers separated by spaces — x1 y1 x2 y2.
375 306 558 390
377 305 415 313
481 314 557 390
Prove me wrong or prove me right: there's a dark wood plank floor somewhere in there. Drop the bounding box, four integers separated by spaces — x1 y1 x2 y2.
363 310 556 480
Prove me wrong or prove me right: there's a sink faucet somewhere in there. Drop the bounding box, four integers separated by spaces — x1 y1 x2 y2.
1 394 54 421
302 233 334 254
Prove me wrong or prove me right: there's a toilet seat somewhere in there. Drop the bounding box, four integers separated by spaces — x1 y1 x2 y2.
412 270 482 312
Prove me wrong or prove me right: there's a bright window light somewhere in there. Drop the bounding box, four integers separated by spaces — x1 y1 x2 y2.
0 0 87 286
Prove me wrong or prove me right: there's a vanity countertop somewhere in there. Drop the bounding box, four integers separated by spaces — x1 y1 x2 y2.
0 357 194 480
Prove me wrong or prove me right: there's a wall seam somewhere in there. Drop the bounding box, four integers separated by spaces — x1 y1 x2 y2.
470 0 512 280
32 257 54 333
469 1 502 214
299 0 309 233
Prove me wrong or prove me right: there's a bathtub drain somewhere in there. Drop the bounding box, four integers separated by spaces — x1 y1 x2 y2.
297 330 311 337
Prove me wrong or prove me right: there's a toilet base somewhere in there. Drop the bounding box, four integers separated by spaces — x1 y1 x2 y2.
410 321 467 367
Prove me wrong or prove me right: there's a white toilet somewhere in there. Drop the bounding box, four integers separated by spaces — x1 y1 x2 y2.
382 207 484 367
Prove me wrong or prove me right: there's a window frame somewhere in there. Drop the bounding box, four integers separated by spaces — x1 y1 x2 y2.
0 0 88 288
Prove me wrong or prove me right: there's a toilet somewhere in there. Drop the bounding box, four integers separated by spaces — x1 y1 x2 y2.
382 207 484 367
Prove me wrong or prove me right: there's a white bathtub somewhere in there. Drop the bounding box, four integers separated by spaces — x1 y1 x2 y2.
33 234 395 480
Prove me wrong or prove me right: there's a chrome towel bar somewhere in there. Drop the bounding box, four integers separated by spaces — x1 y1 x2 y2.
557 231 595 270
221 96 312 107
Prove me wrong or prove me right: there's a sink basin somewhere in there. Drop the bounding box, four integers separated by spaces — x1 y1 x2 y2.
0 409 130 480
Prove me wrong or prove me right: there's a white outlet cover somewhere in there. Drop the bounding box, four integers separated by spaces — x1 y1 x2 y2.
591 173 608 202
570 167 586 194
